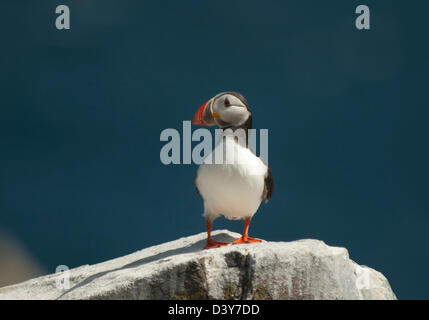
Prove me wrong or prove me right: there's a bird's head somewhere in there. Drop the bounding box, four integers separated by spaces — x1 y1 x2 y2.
192 92 251 129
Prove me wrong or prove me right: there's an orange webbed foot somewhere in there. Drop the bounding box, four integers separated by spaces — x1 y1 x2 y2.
204 239 229 249
232 236 262 245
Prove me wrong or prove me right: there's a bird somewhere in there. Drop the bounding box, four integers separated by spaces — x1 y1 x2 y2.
192 92 273 249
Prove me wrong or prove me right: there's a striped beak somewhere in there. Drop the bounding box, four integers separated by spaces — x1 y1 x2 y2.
192 98 217 126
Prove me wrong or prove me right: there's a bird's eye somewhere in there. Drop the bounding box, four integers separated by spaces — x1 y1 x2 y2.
224 97 231 107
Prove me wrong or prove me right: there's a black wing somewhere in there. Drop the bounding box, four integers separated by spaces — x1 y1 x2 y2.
262 167 274 203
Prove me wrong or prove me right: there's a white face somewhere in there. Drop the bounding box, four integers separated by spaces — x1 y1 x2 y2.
212 93 250 128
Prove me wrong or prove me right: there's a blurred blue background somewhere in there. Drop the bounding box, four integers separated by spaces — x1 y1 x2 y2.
0 1 428 299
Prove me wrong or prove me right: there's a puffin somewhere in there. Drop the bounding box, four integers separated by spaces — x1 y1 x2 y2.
192 92 273 249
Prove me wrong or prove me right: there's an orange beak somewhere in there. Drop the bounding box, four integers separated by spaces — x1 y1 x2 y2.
192 98 219 126
192 101 209 125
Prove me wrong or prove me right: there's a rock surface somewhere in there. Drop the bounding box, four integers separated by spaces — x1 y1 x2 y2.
0 230 397 300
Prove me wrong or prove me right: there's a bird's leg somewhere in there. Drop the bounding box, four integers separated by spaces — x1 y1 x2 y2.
233 217 262 244
204 219 229 249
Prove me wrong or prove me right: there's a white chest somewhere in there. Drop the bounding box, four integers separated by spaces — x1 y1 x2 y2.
195 137 267 220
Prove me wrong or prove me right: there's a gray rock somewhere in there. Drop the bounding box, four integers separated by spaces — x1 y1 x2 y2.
0 230 397 300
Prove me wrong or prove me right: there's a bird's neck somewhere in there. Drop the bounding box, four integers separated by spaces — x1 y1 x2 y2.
221 115 252 148
222 114 252 131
